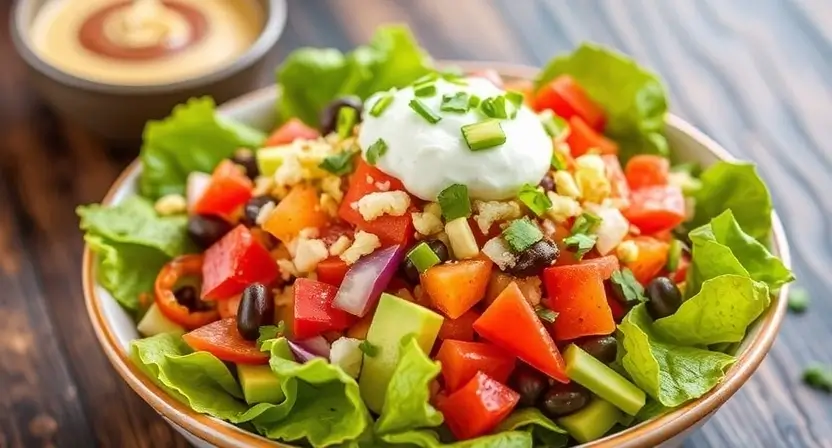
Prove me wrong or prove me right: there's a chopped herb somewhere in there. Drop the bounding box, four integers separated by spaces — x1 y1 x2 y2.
480 96 511 119
319 150 356 176
413 72 439 84
336 107 357 139
256 322 285 348
437 184 471 221
517 184 553 217
535 306 558 324
551 151 567 171
409 98 442 124
563 233 597 260
502 217 544 253
359 340 380 357
469 95 481 108
788 287 810 313
461 120 506 151
666 239 687 273
370 92 395 117
406 242 442 273
414 81 437 97
609 268 647 305
803 364 832 392
440 92 471 113
366 139 388 165
506 90 525 107
441 71 468 85
540 110 569 140
571 212 602 235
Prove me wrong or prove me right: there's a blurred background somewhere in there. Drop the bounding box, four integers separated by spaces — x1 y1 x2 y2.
1 0 831 447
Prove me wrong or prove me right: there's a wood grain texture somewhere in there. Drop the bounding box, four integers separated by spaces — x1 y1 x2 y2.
0 0 830 447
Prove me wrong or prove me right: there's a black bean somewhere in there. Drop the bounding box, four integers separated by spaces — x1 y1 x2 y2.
237 283 275 341
538 172 555 192
645 277 683 320
505 239 559 277
320 96 364 136
510 367 548 407
242 195 275 227
231 148 259 179
187 215 233 249
538 384 590 418
578 335 618 364
401 239 450 284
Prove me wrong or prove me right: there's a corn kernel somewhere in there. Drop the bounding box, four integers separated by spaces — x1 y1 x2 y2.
616 240 639 264
154 194 187 216
554 170 582 199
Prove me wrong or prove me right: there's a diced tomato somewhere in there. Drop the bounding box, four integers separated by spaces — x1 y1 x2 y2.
623 185 686 235
264 118 320 147
470 69 504 89
436 372 520 440
154 254 219 329
542 264 615 341
602 155 630 202
201 225 279 300
606 294 628 322
338 159 413 245
625 155 670 190
217 295 241 319
436 340 516 393
437 309 480 342
319 222 354 246
579 255 620 280
625 236 670 285
533 75 606 131
192 160 253 218
315 257 349 287
182 318 268 364
293 278 354 339
474 283 568 382
422 259 492 319
566 116 618 157
263 184 330 244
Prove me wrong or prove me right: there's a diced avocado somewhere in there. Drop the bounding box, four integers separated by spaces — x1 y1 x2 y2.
237 364 284 405
257 145 295 177
137 303 184 337
359 293 443 413
558 398 623 444
564 344 646 416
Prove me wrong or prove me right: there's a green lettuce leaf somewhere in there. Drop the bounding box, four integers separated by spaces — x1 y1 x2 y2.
618 305 735 407
139 97 266 199
689 162 772 242
535 43 669 161
634 398 672 422
496 408 569 448
379 430 533 448
277 25 433 126
376 337 443 435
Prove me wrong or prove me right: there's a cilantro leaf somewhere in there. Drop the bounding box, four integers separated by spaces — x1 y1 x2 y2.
517 184 553 217
563 233 597 260
319 149 357 176
610 268 647 305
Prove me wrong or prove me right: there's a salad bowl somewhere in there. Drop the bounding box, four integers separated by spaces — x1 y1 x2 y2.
82 61 791 448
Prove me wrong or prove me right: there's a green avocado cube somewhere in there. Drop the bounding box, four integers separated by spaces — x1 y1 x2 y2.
136 303 184 337
558 398 623 443
564 344 646 416
237 364 284 405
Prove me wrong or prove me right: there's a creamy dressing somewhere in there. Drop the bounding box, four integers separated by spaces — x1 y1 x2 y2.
358 78 553 201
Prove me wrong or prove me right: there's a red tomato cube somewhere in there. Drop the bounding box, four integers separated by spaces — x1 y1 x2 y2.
201 225 278 300
436 340 515 393
192 160 253 218
542 264 615 341
293 278 355 339
436 372 520 440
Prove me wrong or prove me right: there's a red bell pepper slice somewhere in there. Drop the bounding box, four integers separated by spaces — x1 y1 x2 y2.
201 225 278 300
625 155 670 190
264 118 320 147
154 254 219 329
566 116 619 158
623 185 686 235
473 283 568 383
315 257 350 287
437 309 480 342
293 278 355 339
182 318 269 364
580 255 620 280
601 154 630 201
543 263 616 341
421 259 492 319
436 372 520 440
338 159 413 246
192 160 253 218
436 340 516 393
533 75 606 131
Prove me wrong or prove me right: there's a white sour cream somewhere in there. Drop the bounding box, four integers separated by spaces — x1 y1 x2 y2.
358 78 553 201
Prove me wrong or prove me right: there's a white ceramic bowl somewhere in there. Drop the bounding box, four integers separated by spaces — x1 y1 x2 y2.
83 62 791 448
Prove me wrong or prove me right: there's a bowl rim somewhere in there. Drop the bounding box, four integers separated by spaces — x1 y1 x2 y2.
9 0 287 95
82 61 792 448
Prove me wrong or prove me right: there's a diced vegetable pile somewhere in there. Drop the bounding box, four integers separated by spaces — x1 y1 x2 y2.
78 26 794 448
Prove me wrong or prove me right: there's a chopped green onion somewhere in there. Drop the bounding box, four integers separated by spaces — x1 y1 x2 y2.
409 99 442 124
609 269 647 305
480 96 510 119
535 306 558 324
517 184 553 217
540 110 569 140
359 340 380 357
406 242 442 273
563 233 597 260
442 71 468 85
336 107 357 139
802 364 832 392
319 149 356 175
461 120 506 151
788 287 810 313
366 139 388 165
370 92 395 117
437 184 471 221
551 152 567 171
665 239 686 273
571 212 602 235
413 72 439 85
414 81 437 97
502 217 543 253
506 91 525 107
469 95 481 108
440 92 471 113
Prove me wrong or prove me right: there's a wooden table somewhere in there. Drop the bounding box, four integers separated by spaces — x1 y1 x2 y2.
1 1 831 447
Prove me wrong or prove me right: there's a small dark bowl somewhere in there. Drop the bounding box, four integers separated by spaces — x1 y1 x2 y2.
10 0 287 144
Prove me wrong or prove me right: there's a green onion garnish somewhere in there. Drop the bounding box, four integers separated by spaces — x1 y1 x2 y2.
506 91 524 107
535 306 558 324
517 184 553 217
440 92 471 113
336 107 357 139
406 242 442 273
409 99 442 124
414 81 437 97
480 96 508 119
359 340 379 357
461 120 506 151
366 139 388 165
551 152 567 171
540 110 569 140
469 95 481 108
437 184 471 221
370 92 395 117
502 217 543 253
563 233 597 260
414 72 439 85
571 212 602 235
665 239 686 273
319 149 356 176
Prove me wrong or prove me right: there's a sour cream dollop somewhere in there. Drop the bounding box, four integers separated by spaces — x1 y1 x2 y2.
358 78 553 201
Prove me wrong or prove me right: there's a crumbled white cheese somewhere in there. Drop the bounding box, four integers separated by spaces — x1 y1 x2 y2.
375 180 391 191
252 175 275 196
276 259 298 281
473 200 522 234
329 235 352 256
546 191 582 223
320 176 344 203
273 153 304 187
319 194 339 218
293 238 329 273
412 211 444 236
255 201 276 226
356 191 410 221
554 170 582 199
154 194 187 216
340 231 381 265
423 202 442 218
